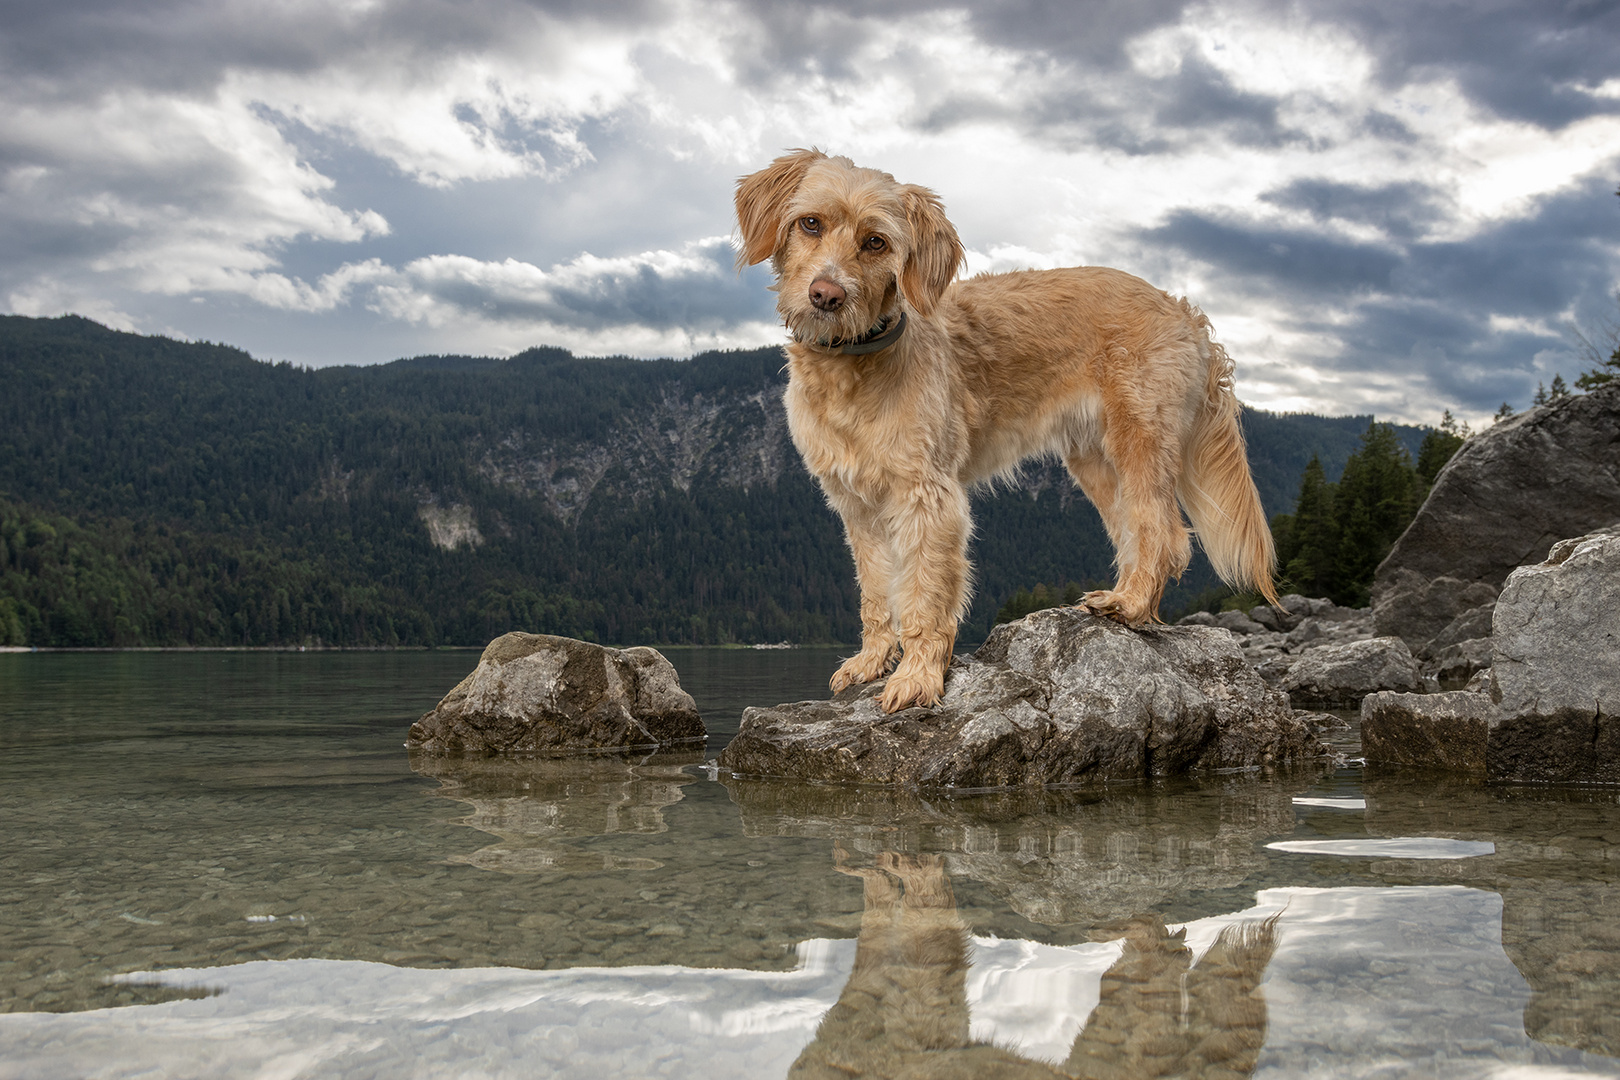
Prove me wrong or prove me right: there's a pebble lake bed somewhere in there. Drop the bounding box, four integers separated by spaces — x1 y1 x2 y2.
3 649 1619 1079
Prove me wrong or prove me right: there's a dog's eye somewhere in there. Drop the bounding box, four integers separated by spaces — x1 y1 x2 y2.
799 217 821 236
863 235 886 252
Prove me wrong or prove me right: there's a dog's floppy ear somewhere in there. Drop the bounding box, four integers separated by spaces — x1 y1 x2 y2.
735 149 824 268
898 184 965 316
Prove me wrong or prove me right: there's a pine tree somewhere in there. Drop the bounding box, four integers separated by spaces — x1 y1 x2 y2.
1275 456 1338 599
1333 423 1419 606
1549 373 1570 400
1576 348 1618 391
1415 412 1466 488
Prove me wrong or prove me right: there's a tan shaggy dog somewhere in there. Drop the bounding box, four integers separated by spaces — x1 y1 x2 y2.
736 150 1279 713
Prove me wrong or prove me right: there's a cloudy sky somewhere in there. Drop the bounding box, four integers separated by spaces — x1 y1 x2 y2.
4 0 1618 423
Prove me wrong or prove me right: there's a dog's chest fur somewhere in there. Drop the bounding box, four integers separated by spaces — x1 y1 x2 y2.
782 344 961 499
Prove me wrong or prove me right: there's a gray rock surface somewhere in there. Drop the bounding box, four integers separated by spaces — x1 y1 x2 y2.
1247 602 1302 633
407 632 706 753
1277 636 1424 708
1362 690 1497 772
717 607 1330 788
1372 382 1620 649
1427 637 1493 688
1424 601 1496 657
1487 528 1620 783
1360 528 1620 783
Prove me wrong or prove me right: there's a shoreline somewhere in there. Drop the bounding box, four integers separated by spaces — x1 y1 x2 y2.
0 642 867 654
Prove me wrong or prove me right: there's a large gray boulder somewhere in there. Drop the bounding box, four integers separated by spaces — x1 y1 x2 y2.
1372 382 1620 653
1488 528 1620 783
407 632 706 753
1363 528 1620 782
717 607 1332 788
1276 636 1424 708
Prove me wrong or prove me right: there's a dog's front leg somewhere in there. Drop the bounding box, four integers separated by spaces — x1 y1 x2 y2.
827 488 902 694
879 479 971 713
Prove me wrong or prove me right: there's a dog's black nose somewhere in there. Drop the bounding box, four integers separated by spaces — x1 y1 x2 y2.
809 279 845 311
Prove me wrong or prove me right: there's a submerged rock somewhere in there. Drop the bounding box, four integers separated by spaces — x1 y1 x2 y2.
717 607 1330 789
411 751 703 872
407 632 706 754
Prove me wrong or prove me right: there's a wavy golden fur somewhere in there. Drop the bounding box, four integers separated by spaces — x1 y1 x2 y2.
737 150 1278 713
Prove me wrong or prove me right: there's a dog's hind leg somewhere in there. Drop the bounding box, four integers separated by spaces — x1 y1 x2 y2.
878 479 972 713
827 488 903 694
1065 452 1133 588
1071 409 1192 626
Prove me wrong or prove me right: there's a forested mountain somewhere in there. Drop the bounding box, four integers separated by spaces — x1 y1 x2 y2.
0 315 1424 648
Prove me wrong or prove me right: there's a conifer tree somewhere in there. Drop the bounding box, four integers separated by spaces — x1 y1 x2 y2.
1275 456 1338 599
1333 423 1419 606
1415 410 1467 488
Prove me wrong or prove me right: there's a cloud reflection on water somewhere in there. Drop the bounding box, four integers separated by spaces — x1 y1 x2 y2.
3 884 1603 1079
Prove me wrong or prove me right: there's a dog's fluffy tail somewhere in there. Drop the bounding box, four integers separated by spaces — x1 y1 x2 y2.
1177 338 1280 607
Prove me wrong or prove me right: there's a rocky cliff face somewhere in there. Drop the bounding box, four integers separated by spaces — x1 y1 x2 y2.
475 385 794 524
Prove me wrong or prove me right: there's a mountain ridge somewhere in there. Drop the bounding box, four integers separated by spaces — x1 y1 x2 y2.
0 314 1424 648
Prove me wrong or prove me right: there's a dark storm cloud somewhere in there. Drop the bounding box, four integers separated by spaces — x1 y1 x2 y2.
1149 53 1296 147
1145 173 1620 412
1395 183 1620 315
381 241 776 333
964 0 1195 69
1143 212 1403 296
0 0 664 96
1260 179 1447 240
1297 0 1620 130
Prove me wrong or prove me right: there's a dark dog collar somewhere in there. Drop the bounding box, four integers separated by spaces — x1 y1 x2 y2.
839 311 907 355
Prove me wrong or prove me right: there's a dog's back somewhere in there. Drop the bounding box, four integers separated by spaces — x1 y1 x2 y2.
937 265 1279 610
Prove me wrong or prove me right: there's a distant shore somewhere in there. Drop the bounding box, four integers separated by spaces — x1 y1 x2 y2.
0 642 854 654
0 644 473 653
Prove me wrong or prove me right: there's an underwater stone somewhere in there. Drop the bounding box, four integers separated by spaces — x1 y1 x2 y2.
407 632 705 754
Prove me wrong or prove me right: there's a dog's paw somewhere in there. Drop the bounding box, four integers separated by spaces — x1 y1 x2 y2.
830 645 899 693
878 668 944 713
1081 589 1158 627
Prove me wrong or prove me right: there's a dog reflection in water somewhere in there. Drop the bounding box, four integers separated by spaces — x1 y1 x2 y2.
791 849 1278 1079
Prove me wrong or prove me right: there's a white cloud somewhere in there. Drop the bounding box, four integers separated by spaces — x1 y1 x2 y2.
294 238 777 357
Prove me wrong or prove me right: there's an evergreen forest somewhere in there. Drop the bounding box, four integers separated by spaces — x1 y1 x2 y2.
2 314 1429 649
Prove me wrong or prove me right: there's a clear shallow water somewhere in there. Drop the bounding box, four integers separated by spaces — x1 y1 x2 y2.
1 650 1618 1079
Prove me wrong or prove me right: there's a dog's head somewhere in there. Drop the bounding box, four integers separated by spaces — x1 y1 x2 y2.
735 149 965 348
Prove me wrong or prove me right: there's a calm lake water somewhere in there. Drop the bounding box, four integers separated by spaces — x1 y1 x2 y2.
1 649 1618 1079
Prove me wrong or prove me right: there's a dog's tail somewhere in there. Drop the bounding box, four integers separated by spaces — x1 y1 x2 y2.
1177 336 1280 607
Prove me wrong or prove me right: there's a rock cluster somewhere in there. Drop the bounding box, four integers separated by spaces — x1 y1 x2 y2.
407 632 706 754
1180 595 1425 707
1363 528 1620 782
717 607 1334 789
1370 382 1620 657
